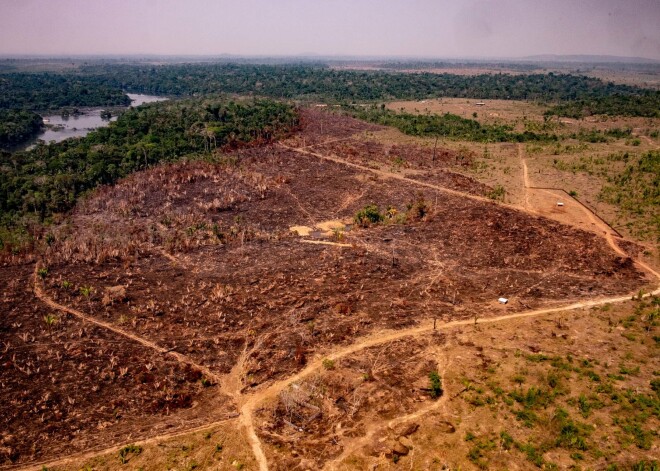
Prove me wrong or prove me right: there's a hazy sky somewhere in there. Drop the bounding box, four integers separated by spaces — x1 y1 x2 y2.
1 0 659 59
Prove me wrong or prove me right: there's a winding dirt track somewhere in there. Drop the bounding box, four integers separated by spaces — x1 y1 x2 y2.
518 145 624 255
324 346 452 470
520 144 531 210
300 239 353 248
16 418 236 471
20 140 660 471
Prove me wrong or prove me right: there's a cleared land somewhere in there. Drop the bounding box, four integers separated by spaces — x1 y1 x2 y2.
387 98 546 128
385 98 659 246
1 109 658 471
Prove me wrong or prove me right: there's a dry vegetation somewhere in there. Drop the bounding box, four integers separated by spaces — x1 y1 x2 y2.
256 336 443 470
385 98 660 247
326 296 659 471
1 108 657 470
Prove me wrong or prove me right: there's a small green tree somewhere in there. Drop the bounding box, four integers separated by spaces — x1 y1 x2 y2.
354 204 384 227
118 444 142 464
487 185 506 201
429 371 443 398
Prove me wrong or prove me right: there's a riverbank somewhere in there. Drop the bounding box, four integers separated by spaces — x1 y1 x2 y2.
2 93 167 152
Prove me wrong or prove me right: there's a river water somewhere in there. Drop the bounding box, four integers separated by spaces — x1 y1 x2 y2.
9 93 167 152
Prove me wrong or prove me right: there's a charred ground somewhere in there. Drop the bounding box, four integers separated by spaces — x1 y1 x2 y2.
0 109 652 468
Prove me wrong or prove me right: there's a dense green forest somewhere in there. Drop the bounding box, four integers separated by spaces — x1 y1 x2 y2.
0 73 132 146
0 73 130 110
78 63 659 117
0 97 297 250
1 64 658 129
0 109 43 145
347 105 557 142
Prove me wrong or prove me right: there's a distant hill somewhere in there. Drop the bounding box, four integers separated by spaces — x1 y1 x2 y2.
521 54 660 64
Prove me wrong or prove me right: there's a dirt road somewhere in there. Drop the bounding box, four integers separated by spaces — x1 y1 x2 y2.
32 265 223 385
22 139 660 471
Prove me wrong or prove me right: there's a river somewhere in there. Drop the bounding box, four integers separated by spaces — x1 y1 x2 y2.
9 93 167 152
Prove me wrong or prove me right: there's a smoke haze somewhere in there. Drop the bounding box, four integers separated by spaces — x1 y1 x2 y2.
0 0 658 59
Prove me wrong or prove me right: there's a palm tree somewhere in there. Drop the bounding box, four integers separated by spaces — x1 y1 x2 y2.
187 122 215 152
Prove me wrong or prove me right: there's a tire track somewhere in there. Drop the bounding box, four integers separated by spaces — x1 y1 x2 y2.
23 138 660 471
32 265 223 385
12 417 237 471
239 281 660 471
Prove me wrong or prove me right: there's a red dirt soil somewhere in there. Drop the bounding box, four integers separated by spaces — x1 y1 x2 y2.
0 265 231 467
0 108 650 468
256 336 443 470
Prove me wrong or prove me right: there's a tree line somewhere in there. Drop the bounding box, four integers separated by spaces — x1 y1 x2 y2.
76 63 659 117
347 105 557 143
1 64 657 148
0 73 130 111
0 109 43 146
0 73 132 146
0 97 298 251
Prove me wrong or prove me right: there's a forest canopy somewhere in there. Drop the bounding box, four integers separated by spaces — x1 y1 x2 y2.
1 65 658 141
0 109 43 145
0 73 132 146
0 97 298 249
77 63 660 117
0 73 130 111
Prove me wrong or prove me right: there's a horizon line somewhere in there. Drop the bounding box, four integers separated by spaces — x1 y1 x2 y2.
1 52 659 64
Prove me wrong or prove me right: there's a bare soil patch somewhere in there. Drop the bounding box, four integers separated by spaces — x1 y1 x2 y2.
1 108 653 469
0 265 228 467
309 137 492 196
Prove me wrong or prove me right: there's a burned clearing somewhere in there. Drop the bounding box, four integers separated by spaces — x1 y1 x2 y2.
256 336 443 470
0 109 653 468
0 265 231 466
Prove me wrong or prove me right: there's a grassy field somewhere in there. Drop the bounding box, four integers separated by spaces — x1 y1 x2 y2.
329 296 660 471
